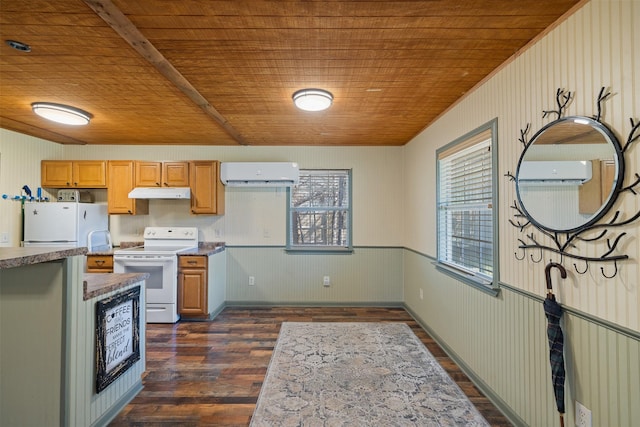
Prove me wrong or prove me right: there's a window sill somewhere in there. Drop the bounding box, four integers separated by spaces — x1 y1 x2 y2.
433 262 500 297
286 246 353 255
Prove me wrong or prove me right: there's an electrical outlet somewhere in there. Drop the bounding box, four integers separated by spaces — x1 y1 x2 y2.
0 232 8 243
323 276 330 287
248 276 255 286
419 288 423 300
575 401 592 427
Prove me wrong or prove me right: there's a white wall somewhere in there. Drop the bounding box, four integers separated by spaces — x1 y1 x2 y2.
0 131 62 246
59 145 404 248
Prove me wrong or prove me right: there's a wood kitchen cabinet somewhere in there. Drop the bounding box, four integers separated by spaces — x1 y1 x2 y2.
86 254 113 273
41 160 107 188
178 255 208 318
107 160 149 215
189 160 225 215
135 161 189 187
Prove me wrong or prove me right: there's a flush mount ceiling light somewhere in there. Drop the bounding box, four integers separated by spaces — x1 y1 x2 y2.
292 89 333 112
31 102 92 125
5 39 31 52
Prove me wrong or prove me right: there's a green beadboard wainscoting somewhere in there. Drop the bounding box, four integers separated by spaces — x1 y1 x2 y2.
225 246 404 305
403 249 639 427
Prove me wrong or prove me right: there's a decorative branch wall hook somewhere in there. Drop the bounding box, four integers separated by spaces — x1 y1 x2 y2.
592 86 611 123
601 261 618 279
620 173 640 195
519 124 531 147
531 248 544 263
622 117 639 153
602 232 627 258
543 88 572 119
576 229 607 242
510 88 639 278
574 260 589 274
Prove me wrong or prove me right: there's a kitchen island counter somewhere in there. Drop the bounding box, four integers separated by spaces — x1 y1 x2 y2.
0 247 146 427
0 246 86 269
84 272 149 300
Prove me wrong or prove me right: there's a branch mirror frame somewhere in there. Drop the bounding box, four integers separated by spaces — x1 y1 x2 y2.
515 115 624 233
507 87 640 278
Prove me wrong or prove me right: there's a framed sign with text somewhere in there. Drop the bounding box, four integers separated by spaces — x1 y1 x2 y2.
95 286 141 393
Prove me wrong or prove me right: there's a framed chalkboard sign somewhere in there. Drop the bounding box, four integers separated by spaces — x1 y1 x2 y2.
95 286 141 393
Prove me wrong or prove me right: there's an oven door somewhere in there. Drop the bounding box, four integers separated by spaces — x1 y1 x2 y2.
113 254 179 323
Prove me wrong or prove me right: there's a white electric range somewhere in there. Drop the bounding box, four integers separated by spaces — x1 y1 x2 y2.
113 226 198 323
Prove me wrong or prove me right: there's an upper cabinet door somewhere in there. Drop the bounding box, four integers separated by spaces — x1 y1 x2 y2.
108 160 149 215
162 162 189 187
134 161 189 187
41 160 106 188
134 161 162 187
72 161 107 187
41 161 73 187
190 160 224 215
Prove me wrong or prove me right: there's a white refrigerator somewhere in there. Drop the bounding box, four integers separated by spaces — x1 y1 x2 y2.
23 202 108 247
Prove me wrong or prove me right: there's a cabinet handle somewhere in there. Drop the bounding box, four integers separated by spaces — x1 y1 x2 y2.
187 260 197 264
96 260 104 265
155 182 160 186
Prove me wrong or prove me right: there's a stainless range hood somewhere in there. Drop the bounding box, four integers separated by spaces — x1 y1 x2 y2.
128 187 191 199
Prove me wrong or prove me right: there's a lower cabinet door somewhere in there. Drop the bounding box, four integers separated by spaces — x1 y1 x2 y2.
178 268 207 316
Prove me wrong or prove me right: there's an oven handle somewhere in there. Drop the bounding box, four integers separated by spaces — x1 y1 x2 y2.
113 255 176 262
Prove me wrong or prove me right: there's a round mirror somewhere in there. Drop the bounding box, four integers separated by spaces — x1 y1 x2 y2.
516 116 624 232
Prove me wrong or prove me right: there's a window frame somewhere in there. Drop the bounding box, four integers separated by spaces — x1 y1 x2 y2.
286 168 353 253
435 118 500 295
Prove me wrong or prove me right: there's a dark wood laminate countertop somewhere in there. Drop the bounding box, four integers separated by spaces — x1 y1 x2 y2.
0 246 87 269
88 242 225 256
83 273 149 300
180 242 226 256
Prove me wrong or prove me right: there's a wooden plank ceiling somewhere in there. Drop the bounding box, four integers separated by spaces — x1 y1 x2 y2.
0 0 584 146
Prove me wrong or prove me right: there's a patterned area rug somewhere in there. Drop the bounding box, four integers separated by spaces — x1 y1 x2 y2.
250 322 489 426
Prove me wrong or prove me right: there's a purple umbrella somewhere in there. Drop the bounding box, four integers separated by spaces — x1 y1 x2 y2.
544 262 567 427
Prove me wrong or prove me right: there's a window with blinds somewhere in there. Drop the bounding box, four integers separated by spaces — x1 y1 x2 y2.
437 123 496 286
287 169 352 251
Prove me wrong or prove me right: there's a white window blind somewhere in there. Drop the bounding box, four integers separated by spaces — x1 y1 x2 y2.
288 169 351 250
438 136 493 281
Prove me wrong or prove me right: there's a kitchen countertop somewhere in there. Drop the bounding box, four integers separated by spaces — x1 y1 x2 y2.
83 272 150 300
0 246 87 269
87 241 225 256
181 242 226 256
0 247 150 300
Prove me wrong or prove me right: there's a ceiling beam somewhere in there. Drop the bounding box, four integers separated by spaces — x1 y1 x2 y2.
0 118 87 145
82 0 249 145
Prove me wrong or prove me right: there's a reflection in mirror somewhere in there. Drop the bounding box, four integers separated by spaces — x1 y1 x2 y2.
516 116 619 232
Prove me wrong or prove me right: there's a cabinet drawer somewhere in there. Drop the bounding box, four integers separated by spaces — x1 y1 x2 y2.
179 255 206 269
86 255 113 269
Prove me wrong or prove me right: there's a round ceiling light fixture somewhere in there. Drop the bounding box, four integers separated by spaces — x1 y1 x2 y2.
5 39 31 52
31 102 92 125
292 88 333 112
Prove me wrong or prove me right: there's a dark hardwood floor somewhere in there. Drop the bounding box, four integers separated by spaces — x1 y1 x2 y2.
109 306 512 426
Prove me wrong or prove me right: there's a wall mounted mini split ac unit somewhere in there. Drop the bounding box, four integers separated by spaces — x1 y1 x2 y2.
220 162 300 187
518 160 593 183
